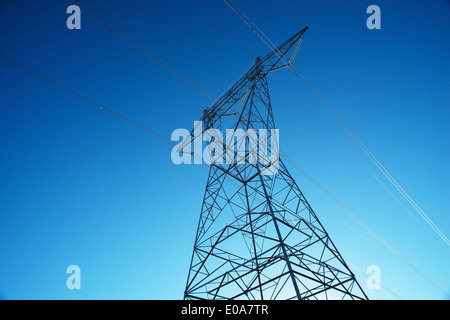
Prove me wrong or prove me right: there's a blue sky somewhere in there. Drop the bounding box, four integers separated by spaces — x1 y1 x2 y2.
0 0 449 299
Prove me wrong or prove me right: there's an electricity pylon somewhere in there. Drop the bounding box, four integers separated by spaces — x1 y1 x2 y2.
183 27 368 300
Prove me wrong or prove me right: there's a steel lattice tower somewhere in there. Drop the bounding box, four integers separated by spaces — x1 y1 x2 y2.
183 27 368 300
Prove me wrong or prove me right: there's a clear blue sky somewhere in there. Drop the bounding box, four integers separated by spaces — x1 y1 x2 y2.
0 0 449 299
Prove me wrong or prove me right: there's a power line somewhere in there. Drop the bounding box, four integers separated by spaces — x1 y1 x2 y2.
3 50 447 298
0 54 230 169
0 54 174 146
71 0 447 250
70 0 448 293
4 2 446 296
281 151 448 297
222 0 450 247
71 0 216 101
200 0 260 56
222 0 449 297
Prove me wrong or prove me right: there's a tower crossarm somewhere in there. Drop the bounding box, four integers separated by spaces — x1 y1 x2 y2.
177 27 308 153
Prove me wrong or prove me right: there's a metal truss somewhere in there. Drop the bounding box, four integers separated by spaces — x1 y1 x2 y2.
184 27 368 300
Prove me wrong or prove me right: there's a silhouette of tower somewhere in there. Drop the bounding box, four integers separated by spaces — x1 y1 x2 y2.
183 27 368 300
